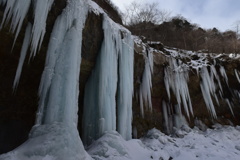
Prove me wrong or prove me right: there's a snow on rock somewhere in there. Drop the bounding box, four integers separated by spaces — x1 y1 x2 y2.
0 123 91 160
88 125 240 160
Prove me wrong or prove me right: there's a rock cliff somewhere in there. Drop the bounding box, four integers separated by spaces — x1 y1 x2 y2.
0 0 240 154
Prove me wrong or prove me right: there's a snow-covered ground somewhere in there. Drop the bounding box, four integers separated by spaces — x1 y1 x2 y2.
88 125 240 160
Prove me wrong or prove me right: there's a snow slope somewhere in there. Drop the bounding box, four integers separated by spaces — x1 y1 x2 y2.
88 125 240 160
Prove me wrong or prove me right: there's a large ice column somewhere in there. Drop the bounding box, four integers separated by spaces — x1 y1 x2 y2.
37 0 87 126
117 31 134 140
83 15 134 144
82 15 118 145
164 57 193 118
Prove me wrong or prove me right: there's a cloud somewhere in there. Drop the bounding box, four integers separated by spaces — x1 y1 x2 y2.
110 0 240 31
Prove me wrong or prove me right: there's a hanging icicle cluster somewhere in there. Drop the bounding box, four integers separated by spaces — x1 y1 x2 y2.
0 0 54 89
163 49 237 123
133 37 154 117
164 55 193 118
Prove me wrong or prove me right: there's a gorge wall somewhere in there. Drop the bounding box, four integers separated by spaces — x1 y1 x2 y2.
0 0 240 157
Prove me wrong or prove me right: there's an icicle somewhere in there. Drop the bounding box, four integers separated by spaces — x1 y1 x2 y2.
139 50 154 117
164 68 171 100
117 31 134 140
0 0 31 48
210 65 222 92
0 0 54 58
162 101 170 134
235 69 240 83
29 0 54 59
164 56 193 118
200 66 217 118
0 0 6 5
83 15 119 145
13 23 32 90
209 65 221 104
225 99 234 117
220 65 228 84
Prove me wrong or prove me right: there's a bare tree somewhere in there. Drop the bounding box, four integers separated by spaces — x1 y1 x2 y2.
123 1 171 26
232 20 240 52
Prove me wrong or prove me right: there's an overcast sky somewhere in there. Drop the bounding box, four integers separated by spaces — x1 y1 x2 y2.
111 0 240 32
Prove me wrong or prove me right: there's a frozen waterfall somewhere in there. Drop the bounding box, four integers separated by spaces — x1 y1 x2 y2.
1 0 240 159
0 0 91 159
82 15 134 145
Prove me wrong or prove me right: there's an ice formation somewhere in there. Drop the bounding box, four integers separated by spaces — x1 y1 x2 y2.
164 55 193 118
0 0 92 159
0 0 31 48
139 50 154 117
0 0 53 57
235 69 240 83
1 0 240 159
0 0 54 88
117 31 134 140
13 23 32 89
199 64 235 118
134 37 154 117
163 48 237 122
82 15 134 145
30 0 54 58
200 66 218 118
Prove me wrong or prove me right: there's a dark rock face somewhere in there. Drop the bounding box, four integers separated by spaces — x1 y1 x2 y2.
0 17 44 154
